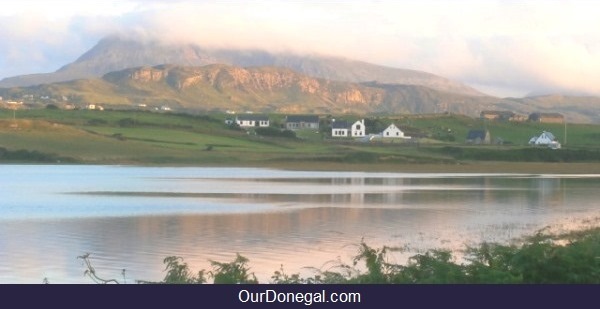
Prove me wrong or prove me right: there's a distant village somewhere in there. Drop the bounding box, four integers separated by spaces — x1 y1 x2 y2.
471 110 565 149
225 110 565 149
1 94 565 149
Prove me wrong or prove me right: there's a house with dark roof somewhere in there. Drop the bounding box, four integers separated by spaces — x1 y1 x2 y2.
350 119 366 137
285 115 320 130
235 115 270 128
331 119 367 137
331 120 349 137
466 129 491 144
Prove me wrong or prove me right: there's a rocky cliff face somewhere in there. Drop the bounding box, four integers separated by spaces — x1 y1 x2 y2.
130 67 167 82
99 64 496 115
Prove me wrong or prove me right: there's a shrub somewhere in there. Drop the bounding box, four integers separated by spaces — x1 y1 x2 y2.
76 227 600 284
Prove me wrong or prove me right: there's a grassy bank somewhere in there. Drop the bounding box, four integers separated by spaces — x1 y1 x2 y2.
2 109 600 172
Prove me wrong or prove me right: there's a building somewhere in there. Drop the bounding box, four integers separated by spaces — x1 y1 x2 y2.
382 124 410 139
285 115 320 130
481 110 528 122
331 119 366 138
235 115 270 128
87 104 103 111
350 119 365 137
529 113 565 124
481 110 515 121
466 130 491 144
331 120 349 137
529 131 562 149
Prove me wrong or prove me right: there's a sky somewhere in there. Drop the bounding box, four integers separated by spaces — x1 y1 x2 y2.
1 0 600 97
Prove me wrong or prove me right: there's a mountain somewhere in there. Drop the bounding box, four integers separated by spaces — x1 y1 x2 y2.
4 36 600 122
0 36 484 97
5 64 600 122
0 64 501 116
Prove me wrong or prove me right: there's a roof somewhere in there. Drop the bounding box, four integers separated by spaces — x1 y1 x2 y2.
540 131 555 140
286 115 320 123
331 120 349 129
236 114 269 121
529 112 564 120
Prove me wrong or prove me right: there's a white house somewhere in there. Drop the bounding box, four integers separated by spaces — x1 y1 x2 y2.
529 131 562 149
86 104 104 111
235 115 270 128
350 119 365 137
529 131 556 145
382 124 410 139
331 120 349 137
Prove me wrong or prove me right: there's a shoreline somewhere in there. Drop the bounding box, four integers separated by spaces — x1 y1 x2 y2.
4 160 600 174
261 161 600 174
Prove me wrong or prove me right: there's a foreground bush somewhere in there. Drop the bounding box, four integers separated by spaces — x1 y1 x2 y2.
79 226 599 284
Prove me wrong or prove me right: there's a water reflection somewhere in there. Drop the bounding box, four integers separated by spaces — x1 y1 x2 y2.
76 175 574 214
0 166 598 283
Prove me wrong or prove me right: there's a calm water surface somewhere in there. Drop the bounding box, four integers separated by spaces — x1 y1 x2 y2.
1 165 598 283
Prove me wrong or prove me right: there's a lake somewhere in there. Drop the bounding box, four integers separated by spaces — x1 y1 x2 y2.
1 165 598 283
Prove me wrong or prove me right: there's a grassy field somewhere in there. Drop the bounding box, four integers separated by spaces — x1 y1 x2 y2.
2 108 600 171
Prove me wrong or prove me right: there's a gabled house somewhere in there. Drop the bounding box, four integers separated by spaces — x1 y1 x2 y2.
235 115 270 128
331 119 366 138
350 119 365 137
285 115 320 130
529 131 556 145
382 124 410 139
466 130 491 144
331 120 349 137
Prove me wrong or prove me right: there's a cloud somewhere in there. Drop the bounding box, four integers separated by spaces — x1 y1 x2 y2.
2 0 600 97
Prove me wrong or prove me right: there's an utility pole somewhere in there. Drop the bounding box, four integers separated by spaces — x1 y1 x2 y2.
564 120 567 146
10 106 17 129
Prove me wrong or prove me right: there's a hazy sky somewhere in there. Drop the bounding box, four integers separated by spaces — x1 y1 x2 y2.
1 0 600 97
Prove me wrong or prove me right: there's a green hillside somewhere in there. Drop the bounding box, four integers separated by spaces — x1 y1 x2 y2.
1 109 600 170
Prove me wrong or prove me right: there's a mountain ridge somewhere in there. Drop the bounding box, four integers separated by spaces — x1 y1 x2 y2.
3 63 600 122
2 36 600 122
0 36 485 97
0 64 499 116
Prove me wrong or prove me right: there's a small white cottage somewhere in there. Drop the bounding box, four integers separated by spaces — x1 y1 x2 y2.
529 131 556 145
382 124 410 139
235 115 270 128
